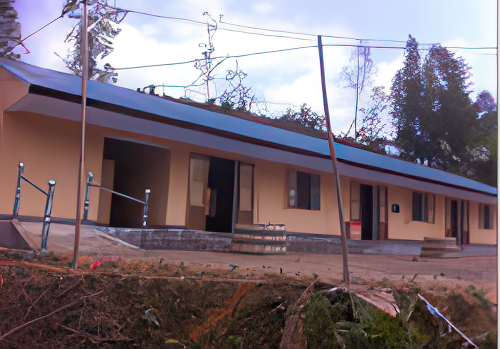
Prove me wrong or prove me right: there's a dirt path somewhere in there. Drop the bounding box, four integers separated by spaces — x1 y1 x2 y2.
19 222 498 303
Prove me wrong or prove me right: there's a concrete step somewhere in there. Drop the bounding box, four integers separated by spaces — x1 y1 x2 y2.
0 219 39 250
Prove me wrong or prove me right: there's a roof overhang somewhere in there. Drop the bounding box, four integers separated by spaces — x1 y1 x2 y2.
6 91 496 204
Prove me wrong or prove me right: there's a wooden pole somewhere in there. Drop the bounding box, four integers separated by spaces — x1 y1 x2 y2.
72 0 89 269
317 35 350 289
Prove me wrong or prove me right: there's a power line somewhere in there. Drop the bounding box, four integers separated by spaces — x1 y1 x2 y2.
102 3 314 41
113 43 496 71
220 19 411 44
13 15 63 51
114 58 200 70
114 45 318 70
101 2 496 49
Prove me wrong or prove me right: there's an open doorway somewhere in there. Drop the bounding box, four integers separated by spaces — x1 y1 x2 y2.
205 157 235 232
98 138 169 227
446 198 469 245
351 181 387 240
360 184 373 240
186 155 253 233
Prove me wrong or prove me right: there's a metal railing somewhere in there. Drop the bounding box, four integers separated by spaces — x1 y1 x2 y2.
13 162 56 250
83 172 150 227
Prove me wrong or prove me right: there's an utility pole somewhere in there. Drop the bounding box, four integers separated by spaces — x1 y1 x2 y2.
72 0 89 269
317 35 351 289
354 41 361 140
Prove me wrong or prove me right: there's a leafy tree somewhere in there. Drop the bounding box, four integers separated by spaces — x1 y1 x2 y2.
0 0 21 60
61 0 127 83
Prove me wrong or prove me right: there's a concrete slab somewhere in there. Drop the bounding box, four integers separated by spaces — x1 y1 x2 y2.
0 220 37 250
363 243 422 255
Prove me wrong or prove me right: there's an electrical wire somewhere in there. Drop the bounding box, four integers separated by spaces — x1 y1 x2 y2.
100 2 496 49
13 15 63 51
113 43 496 71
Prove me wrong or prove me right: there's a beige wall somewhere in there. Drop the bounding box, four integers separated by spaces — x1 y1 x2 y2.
0 68 29 217
1 110 496 243
469 201 497 244
0 71 496 242
253 160 342 235
386 186 446 241
1 111 104 221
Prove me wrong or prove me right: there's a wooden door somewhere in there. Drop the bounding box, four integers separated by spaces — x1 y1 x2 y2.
186 155 210 230
237 163 254 225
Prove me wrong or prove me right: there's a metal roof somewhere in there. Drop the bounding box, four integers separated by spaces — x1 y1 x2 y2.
1 59 496 196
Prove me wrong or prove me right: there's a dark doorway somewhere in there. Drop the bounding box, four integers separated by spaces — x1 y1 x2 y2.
450 200 458 239
360 184 373 240
205 157 235 233
102 138 169 228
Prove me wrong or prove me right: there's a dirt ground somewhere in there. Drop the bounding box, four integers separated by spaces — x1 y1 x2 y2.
18 222 498 303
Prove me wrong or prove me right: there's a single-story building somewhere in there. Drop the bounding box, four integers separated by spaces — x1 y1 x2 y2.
0 59 496 246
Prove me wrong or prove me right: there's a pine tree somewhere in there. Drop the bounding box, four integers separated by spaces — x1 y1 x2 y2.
390 35 426 162
390 36 485 177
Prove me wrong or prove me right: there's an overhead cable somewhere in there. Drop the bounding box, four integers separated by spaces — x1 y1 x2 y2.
114 43 496 71
100 2 496 49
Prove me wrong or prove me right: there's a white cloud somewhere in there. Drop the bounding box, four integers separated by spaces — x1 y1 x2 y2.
374 55 404 94
252 2 274 14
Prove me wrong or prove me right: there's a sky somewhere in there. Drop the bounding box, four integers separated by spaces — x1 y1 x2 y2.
13 0 498 135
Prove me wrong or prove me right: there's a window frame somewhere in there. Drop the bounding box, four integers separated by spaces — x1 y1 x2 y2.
412 191 435 223
479 203 494 230
286 169 320 211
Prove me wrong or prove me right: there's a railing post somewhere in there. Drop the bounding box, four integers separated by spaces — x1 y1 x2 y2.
41 180 56 250
83 172 93 221
13 162 24 218
142 189 150 227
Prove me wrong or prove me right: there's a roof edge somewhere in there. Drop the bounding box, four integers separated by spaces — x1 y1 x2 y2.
27 84 496 198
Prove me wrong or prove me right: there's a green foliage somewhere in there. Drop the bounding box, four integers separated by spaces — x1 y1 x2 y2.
478 332 497 349
303 290 433 349
390 35 497 184
226 335 244 348
278 104 326 131
303 293 340 348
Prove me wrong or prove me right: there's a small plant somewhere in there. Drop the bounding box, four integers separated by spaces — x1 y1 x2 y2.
465 285 492 307
226 335 244 348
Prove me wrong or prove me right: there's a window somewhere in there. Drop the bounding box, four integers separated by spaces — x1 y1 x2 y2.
479 204 494 229
412 192 435 223
287 170 320 210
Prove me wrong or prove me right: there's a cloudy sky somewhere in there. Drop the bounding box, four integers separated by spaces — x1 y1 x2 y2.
14 0 497 134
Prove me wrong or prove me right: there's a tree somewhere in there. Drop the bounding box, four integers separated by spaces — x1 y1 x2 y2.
390 35 426 162
279 104 326 131
390 36 496 183
468 91 497 185
357 86 390 151
216 63 258 113
341 44 376 139
62 0 127 83
475 90 497 114
420 44 477 172
0 0 21 60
